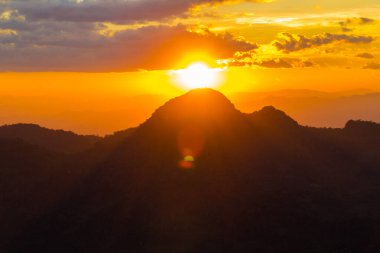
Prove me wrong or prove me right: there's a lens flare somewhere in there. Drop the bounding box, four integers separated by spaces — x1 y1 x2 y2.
177 126 205 169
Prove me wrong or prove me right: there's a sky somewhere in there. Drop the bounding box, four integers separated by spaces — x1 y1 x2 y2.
0 0 379 134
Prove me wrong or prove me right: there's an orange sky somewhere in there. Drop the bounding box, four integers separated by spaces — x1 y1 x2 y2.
0 68 379 135
1 68 379 98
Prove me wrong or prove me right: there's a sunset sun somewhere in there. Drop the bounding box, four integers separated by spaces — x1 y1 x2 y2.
173 62 222 90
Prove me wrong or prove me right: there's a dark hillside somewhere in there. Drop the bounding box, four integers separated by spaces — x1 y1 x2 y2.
0 124 100 153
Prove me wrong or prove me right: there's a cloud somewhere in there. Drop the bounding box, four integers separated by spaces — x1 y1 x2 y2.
356 53 374 59
255 58 314 69
363 62 380 70
222 54 314 69
288 59 314 68
0 0 267 71
0 25 257 71
339 17 375 32
256 58 292 68
6 0 266 24
273 32 375 53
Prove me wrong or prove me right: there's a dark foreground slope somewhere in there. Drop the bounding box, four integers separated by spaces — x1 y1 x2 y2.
1 89 380 253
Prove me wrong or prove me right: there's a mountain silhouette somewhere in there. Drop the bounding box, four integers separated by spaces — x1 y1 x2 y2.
250 105 298 125
249 105 299 134
1 89 380 253
0 124 100 153
345 119 380 136
231 90 380 128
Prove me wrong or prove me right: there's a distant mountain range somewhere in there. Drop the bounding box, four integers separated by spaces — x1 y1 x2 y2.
0 89 380 253
230 89 380 128
0 124 101 153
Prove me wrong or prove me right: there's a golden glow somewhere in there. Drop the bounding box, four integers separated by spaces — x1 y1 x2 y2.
184 155 195 162
172 62 223 90
1 68 380 135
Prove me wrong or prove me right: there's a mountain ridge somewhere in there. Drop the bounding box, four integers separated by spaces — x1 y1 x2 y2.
0 123 101 153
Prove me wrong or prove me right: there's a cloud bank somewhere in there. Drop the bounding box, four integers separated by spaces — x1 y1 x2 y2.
0 1 377 71
0 0 261 71
6 0 266 23
273 32 375 53
0 24 256 71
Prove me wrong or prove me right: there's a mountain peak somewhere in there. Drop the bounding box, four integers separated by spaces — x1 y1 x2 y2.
165 88 235 110
183 88 225 97
142 89 240 128
249 106 299 128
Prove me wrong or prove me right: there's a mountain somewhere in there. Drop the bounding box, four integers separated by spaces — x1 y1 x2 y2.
230 90 380 128
2 90 379 135
249 105 299 129
345 120 380 136
1 89 380 253
0 124 101 153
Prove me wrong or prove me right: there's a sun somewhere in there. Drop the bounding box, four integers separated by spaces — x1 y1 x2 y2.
172 62 222 90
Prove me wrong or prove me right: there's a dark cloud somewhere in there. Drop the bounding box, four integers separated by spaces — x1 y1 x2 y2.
356 53 374 59
273 32 375 53
301 61 314 67
12 0 192 23
363 62 380 70
255 58 314 69
256 58 292 68
287 59 314 68
7 0 263 23
0 0 265 71
223 55 314 69
339 17 375 32
0 25 257 71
